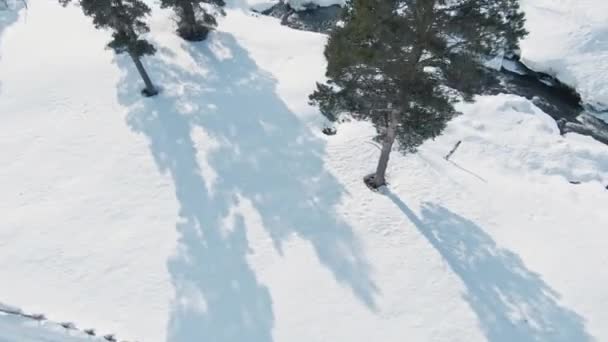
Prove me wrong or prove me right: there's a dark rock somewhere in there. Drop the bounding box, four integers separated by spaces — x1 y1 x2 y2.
491 58 583 123
104 334 117 342
576 113 608 143
259 2 342 33
23 313 46 321
322 127 337 135
493 59 608 146
59 322 76 330
560 114 608 145
557 118 568 135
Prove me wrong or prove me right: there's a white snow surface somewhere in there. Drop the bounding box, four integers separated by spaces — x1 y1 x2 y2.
1 1 608 342
521 0 608 111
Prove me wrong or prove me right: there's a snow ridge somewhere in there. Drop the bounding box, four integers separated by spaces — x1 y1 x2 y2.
0 302 117 342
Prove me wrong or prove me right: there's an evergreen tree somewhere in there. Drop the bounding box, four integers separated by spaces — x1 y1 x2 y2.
59 0 159 96
160 0 225 41
310 0 527 189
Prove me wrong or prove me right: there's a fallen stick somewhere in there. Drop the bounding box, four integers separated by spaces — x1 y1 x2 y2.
444 140 462 160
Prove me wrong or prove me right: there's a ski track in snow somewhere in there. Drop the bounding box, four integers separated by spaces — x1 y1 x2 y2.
0 1 607 341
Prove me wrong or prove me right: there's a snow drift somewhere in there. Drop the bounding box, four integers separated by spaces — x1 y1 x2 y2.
521 0 608 112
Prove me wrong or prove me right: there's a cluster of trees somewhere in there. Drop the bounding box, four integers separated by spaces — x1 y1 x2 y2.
59 0 225 96
311 0 527 189
59 0 527 190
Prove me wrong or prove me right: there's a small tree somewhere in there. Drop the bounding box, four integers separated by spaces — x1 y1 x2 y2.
60 0 159 96
160 0 225 41
310 0 527 189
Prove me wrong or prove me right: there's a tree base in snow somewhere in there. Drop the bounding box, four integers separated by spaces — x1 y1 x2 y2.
364 173 386 191
177 25 210 42
141 87 159 97
322 127 337 135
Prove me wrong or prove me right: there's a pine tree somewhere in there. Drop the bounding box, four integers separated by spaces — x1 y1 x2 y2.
310 0 527 189
160 0 225 41
59 0 159 96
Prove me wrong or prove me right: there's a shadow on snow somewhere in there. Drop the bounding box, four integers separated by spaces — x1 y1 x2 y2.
0 1 22 95
384 190 595 342
116 32 377 342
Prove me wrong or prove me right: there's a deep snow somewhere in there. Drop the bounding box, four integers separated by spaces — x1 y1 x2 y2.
521 0 608 113
1 1 607 342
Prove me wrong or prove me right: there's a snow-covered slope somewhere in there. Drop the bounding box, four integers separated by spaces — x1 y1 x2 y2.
521 0 608 111
1 1 607 342
0 308 106 342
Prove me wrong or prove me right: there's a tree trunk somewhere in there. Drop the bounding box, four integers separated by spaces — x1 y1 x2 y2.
367 109 398 189
177 2 208 41
182 2 196 31
129 53 158 97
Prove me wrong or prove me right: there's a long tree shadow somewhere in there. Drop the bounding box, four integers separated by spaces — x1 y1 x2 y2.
117 32 377 342
384 190 595 342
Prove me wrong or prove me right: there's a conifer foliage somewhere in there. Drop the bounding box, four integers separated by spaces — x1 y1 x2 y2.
310 0 527 189
160 0 225 41
59 0 159 96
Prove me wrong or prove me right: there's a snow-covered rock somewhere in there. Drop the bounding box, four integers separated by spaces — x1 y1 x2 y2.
0 312 106 342
250 0 344 12
521 0 608 111
286 0 344 10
